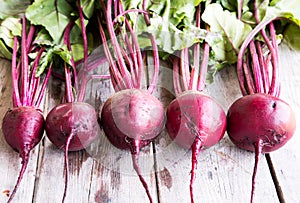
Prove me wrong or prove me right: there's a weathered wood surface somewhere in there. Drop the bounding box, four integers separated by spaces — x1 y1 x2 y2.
0 44 299 203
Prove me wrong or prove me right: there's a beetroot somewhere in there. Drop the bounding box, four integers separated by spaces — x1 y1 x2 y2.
101 89 164 201
1 15 52 202
3 107 45 154
45 102 100 202
166 91 226 202
0 22 50 203
164 5 227 202
227 93 296 202
2 107 45 200
227 2 297 201
166 91 226 150
46 102 100 151
227 93 296 153
101 89 164 150
98 0 164 201
44 2 104 201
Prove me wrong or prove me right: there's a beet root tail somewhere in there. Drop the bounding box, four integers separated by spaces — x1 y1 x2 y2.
190 137 202 203
62 133 75 203
130 139 153 203
250 139 263 203
7 154 29 203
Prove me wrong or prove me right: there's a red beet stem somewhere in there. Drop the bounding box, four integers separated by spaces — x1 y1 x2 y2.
172 57 182 96
7 154 29 203
130 139 153 203
62 132 75 203
250 139 263 203
21 16 29 106
142 0 150 25
77 0 89 102
237 17 277 96
105 0 133 89
147 35 160 94
11 36 21 107
237 0 244 20
118 3 143 89
97 14 125 91
197 40 210 91
190 137 202 203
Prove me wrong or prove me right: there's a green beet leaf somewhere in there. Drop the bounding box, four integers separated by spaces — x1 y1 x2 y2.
202 3 252 64
0 0 30 19
26 0 74 44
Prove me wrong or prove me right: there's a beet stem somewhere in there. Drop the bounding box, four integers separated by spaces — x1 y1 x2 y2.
25 26 35 51
106 0 133 89
142 0 151 26
64 64 74 103
255 41 269 93
197 40 210 91
249 40 263 93
130 139 153 203
77 0 89 102
63 21 76 69
173 57 183 96
113 4 139 86
28 47 45 105
21 16 29 106
12 36 21 107
119 43 137 87
269 22 280 97
7 155 29 203
118 3 143 89
62 132 75 203
35 63 53 107
190 137 202 203
180 48 190 91
147 35 159 94
97 14 125 91
237 0 244 20
190 5 201 90
237 17 277 95
250 139 263 203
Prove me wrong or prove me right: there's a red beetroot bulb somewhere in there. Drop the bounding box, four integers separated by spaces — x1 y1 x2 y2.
227 93 296 153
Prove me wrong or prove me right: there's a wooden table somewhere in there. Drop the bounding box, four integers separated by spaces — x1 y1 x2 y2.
0 44 299 203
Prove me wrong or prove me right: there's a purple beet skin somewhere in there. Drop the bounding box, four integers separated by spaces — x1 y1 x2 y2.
2 106 45 155
2 106 45 202
227 93 296 153
101 89 165 150
166 90 227 149
45 102 100 151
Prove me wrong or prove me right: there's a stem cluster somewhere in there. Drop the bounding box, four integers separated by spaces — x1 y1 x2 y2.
98 0 159 93
237 1 280 97
172 5 210 96
12 16 52 109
